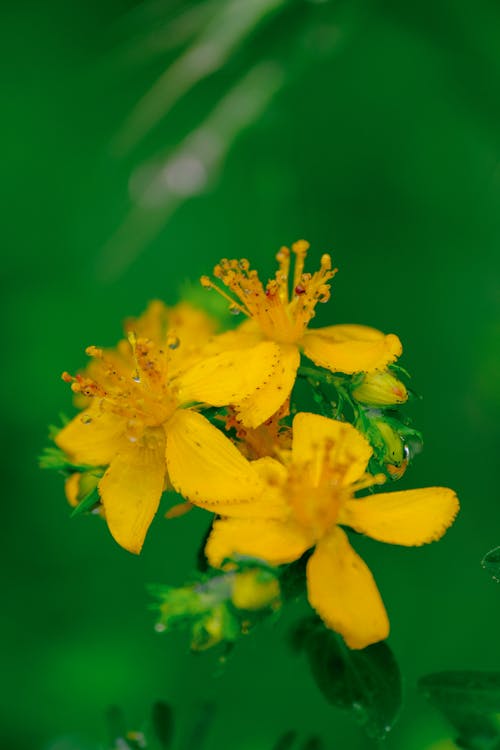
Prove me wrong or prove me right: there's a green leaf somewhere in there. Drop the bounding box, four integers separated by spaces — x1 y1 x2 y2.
419 671 500 750
151 701 174 748
482 548 500 584
292 616 402 740
280 551 310 601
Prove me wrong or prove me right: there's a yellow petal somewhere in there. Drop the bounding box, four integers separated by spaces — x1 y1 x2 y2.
291 412 372 486
64 473 80 508
302 324 402 374
55 408 126 466
98 429 166 554
307 528 389 649
165 410 263 507
194 457 289 519
206 518 313 567
201 319 262 356
236 344 300 428
340 487 459 546
175 341 282 407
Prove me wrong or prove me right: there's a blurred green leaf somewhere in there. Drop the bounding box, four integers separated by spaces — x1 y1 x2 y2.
419 671 500 750
151 701 174 748
482 548 500 584
272 730 298 750
301 737 325 750
292 616 401 741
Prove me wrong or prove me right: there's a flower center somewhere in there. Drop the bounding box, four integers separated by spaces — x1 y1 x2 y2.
200 240 337 344
62 333 181 435
284 439 385 541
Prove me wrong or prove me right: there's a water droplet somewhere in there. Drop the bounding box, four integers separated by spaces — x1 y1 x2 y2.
167 336 180 350
229 305 240 315
128 435 138 443
81 415 93 424
132 374 141 383
155 622 167 633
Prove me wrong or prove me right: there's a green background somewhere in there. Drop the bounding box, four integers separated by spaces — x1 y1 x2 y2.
2 0 500 747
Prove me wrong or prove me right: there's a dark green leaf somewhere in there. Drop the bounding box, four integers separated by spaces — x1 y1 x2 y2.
301 737 325 750
292 617 401 740
419 671 500 750
280 551 311 601
481 548 500 583
151 701 174 748
196 520 214 572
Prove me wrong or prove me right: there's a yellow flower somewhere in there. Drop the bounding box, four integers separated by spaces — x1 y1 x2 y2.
169 412 459 649
56 301 279 554
200 241 402 428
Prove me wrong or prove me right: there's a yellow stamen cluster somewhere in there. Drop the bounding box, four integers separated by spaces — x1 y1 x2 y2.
285 439 385 539
62 334 179 432
200 240 337 344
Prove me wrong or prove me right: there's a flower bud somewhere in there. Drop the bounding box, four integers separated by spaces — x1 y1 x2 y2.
374 419 405 467
231 569 280 611
352 371 408 406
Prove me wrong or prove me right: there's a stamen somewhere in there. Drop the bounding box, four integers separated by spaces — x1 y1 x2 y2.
200 242 337 343
199 275 249 317
352 473 386 493
291 240 310 289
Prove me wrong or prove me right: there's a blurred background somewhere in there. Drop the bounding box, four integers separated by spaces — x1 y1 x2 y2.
2 0 500 747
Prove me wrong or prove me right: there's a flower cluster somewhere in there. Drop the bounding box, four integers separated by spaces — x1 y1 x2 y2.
45 241 459 650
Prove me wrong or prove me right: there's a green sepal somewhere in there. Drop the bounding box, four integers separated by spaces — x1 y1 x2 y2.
291 616 402 741
39 445 103 475
70 487 101 518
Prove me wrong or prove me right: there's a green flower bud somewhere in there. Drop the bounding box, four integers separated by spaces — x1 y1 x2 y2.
231 569 280 611
352 371 408 406
374 419 405 467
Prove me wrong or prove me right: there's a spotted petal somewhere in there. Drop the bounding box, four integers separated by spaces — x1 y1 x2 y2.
175 341 282 408
302 324 402 374
55 408 126 466
340 487 459 546
307 527 389 649
98 429 166 554
291 412 372 487
235 343 300 428
165 410 263 507
206 517 313 568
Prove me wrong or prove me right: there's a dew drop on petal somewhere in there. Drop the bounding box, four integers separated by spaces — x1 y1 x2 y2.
229 305 240 315
81 415 93 424
155 623 167 633
167 336 180 350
